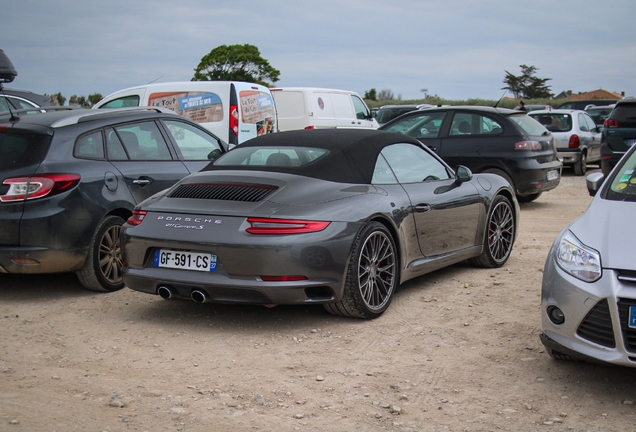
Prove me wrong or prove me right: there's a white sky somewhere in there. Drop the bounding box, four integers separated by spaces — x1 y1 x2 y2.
2 0 635 102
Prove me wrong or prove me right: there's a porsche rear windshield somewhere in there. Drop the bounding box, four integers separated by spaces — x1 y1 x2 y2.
214 146 328 167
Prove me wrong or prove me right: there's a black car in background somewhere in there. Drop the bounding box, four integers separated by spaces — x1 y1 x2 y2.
379 106 562 202
0 107 227 292
600 97 636 176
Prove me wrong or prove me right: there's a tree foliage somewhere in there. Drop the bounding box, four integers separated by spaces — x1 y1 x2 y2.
192 44 280 87
502 65 553 99
364 88 377 101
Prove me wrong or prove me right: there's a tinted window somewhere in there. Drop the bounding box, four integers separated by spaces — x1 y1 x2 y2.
509 114 549 136
380 143 450 183
382 111 447 139
530 113 572 132
611 103 636 127
99 95 140 108
164 120 223 161
449 113 503 136
0 132 51 171
74 131 105 159
109 121 173 161
215 147 328 167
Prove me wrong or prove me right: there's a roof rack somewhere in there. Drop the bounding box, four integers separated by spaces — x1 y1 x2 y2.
51 106 178 128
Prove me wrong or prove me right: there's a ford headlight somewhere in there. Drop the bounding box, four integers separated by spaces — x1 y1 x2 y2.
555 230 601 282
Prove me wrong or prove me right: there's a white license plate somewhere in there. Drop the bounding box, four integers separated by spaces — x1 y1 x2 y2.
627 139 636 147
154 249 217 272
546 170 559 181
630 306 636 329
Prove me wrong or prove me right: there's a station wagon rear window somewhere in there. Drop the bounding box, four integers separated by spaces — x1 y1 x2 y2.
0 131 52 171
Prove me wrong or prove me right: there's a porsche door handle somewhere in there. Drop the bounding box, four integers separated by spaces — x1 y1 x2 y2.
415 204 431 213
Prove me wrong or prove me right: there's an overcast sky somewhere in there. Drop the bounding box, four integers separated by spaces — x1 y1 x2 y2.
2 0 635 103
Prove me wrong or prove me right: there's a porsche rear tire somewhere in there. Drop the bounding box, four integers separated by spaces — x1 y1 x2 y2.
470 195 515 268
324 222 398 319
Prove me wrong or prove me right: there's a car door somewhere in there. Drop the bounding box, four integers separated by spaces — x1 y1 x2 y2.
106 120 191 204
380 143 482 259
581 112 601 162
436 111 506 172
160 118 226 173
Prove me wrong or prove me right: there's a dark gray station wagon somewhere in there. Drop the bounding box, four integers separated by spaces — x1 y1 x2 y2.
0 107 226 291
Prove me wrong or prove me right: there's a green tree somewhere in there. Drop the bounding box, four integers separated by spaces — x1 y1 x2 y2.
88 93 103 106
364 88 377 101
502 65 552 99
192 44 280 87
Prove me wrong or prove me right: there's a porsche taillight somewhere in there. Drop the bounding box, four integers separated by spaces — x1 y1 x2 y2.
0 174 80 202
126 210 147 226
246 218 330 235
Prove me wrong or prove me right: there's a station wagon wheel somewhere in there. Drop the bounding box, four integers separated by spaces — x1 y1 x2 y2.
76 215 126 292
324 222 398 319
470 195 515 268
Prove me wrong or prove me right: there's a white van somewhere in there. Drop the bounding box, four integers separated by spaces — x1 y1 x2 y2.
94 81 277 146
271 87 378 131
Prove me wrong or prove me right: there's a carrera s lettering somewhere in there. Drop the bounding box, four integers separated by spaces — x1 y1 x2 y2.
164 223 205 230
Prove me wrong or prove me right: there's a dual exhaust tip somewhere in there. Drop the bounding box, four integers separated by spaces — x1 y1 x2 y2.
157 286 209 303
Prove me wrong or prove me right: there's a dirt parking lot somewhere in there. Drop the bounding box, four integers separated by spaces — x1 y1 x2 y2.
2 168 636 432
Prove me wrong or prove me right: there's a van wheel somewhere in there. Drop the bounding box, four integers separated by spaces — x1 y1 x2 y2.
77 215 126 292
324 222 398 319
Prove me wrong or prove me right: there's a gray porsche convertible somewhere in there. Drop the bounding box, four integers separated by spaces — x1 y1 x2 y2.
121 129 518 319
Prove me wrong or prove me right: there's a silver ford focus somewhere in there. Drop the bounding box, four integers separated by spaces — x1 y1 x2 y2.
541 143 636 366
121 129 518 319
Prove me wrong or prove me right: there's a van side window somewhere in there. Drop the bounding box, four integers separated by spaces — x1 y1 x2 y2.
352 95 370 120
99 95 140 108
164 120 224 161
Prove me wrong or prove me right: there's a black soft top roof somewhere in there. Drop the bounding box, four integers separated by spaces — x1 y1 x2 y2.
202 129 426 184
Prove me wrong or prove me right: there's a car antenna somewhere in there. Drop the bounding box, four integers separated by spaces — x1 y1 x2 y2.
147 76 163 84
493 90 507 109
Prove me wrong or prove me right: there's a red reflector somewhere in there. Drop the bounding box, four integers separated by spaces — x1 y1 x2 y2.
126 210 147 226
304 126 315 130
230 104 239 136
260 275 308 282
246 218 330 235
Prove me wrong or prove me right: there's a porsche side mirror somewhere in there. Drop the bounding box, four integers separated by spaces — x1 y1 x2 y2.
455 165 472 184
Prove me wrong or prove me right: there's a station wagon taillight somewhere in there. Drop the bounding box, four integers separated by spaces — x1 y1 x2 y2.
0 174 80 202
230 104 239 136
569 134 581 149
246 218 330 235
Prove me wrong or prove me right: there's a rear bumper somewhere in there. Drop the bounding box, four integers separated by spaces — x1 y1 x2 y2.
557 149 582 165
0 246 87 274
513 162 562 196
